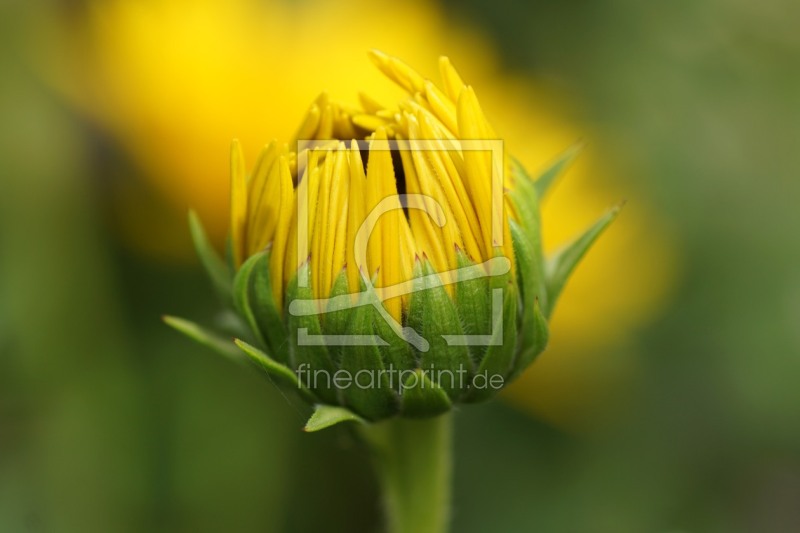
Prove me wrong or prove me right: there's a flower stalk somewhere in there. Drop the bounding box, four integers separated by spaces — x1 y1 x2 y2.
360 413 453 533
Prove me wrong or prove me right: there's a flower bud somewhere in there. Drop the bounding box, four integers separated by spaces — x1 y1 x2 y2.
166 52 620 428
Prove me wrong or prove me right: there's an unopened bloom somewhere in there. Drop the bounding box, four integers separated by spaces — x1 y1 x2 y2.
167 51 618 426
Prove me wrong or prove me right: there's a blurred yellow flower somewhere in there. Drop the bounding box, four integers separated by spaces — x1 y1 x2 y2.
40 0 676 427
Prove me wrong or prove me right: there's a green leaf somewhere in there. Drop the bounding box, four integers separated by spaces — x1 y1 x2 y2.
163 315 243 363
304 404 366 432
285 263 339 404
532 142 584 199
234 339 315 403
400 369 452 417
545 204 623 316
407 258 473 401
188 210 232 304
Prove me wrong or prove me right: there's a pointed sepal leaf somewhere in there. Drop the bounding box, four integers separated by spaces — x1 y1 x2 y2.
189 210 232 304
246 251 289 363
545 204 622 316
372 307 416 376
321 270 351 366
338 285 400 421
532 142 584 198
507 169 547 310
233 253 267 346
304 404 366 432
234 339 315 403
454 248 491 364
366 267 415 376
285 263 339 404
407 259 473 401
400 369 452 417
163 315 243 363
508 298 549 381
510 218 548 348
465 274 518 403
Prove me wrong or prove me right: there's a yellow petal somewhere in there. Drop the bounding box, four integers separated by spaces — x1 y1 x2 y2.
311 150 333 299
358 92 385 114
424 80 458 135
246 142 281 254
457 86 495 256
418 116 483 262
269 156 294 307
322 146 349 298
401 98 456 141
346 140 367 293
294 103 320 147
368 49 426 94
317 103 334 140
397 133 448 275
282 193 298 291
408 144 462 275
304 150 322 262
376 140 406 322
332 104 357 141
439 56 465 102
389 56 427 94
352 113 391 132
365 129 393 282
285 154 319 288
396 213 416 312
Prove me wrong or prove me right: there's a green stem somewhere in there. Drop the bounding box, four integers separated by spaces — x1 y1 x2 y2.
359 413 453 533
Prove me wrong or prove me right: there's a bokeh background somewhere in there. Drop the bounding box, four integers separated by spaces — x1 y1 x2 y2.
1 0 798 531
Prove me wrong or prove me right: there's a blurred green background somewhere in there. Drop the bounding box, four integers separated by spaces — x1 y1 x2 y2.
2 0 799 532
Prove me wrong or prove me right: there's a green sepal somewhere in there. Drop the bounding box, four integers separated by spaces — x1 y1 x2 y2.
367 270 415 376
285 262 339 404
234 339 316 403
304 404 365 432
465 270 518 402
246 251 289 363
531 142 584 199
407 259 473 401
188 210 233 305
163 315 243 363
510 219 549 353
454 248 491 364
545 204 622 316
232 253 267 346
372 307 416 376
508 299 549 381
507 169 547 312
321 270 351 365
400 369 452 417
338 284 400 421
